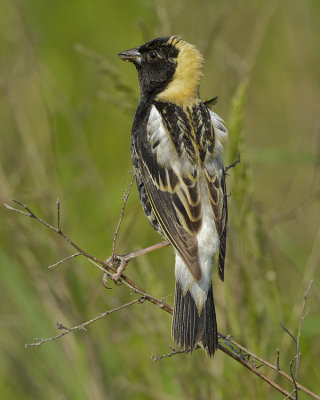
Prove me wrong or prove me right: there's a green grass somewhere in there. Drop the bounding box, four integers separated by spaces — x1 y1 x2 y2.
1 0 320 399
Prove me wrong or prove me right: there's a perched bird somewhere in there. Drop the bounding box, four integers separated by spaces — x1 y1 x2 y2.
119 36 228 357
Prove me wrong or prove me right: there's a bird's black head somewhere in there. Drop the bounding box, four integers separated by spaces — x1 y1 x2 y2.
119 36 181 99
119 36 204 104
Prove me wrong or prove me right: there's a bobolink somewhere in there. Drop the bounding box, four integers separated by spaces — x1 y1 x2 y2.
119 36 228 357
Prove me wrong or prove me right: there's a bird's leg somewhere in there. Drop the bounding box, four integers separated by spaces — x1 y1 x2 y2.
105 242 170 281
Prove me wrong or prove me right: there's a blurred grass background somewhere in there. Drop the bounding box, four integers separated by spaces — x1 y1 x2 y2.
1 0 320 399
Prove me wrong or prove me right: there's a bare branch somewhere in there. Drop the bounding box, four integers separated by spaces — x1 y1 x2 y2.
5 200 105 266
217 341 296 400
5 199 320 400
224 338 320 400
25 297 146 347
152 332 320 400
152 346 195 362
4 199 173 314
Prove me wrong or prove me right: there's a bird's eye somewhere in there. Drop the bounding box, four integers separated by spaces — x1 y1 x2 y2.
149 50 158 59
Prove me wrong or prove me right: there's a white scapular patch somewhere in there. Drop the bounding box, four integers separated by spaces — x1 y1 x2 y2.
147 105 195 177
147 105 176 168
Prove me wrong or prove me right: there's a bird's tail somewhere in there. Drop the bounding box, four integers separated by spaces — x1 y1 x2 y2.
172 281 218 357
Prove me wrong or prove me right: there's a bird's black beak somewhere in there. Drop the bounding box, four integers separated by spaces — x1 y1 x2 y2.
118 48 142 65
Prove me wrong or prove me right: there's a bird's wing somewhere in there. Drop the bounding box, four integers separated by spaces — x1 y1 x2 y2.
205 109 228 281
134 105 203 281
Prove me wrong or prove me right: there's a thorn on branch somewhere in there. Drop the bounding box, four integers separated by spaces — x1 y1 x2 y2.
55 321 69 331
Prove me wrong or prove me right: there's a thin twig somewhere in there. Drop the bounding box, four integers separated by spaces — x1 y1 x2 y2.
225 152 241 172
284 390 299 400
4 201 36 218
48 253 81 269
220 333 244 357
280 323 297 343
152 346 195 362
4 200 105 266
289 355 299 400
111 175 135 261
296 280 313 381
25 297 146 347
56 198 61 232
5 200 320 400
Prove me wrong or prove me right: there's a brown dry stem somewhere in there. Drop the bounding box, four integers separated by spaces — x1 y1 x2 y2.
4 196 319 400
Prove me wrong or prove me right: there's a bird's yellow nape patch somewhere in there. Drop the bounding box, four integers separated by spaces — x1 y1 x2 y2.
156 37 204 106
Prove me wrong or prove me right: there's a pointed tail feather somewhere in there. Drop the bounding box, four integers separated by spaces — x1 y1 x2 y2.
172 281 218 357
